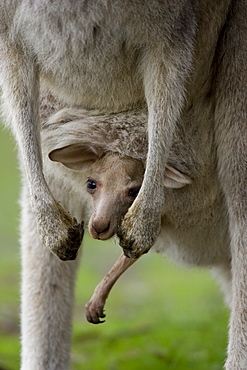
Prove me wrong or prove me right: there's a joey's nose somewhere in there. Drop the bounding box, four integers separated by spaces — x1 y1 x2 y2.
90 219 111 240
93 221 110 235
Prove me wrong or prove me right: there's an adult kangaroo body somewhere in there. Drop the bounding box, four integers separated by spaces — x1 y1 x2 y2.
0 0 196 259
1 1 247 369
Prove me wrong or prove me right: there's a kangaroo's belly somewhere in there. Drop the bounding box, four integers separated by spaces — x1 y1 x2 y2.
154 189 230 267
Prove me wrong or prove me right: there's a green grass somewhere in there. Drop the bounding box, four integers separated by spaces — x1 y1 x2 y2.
0 125 228 370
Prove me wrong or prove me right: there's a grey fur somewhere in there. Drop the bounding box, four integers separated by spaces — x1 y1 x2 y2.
0 0 196 260
37 99 230 369
0 1 247 369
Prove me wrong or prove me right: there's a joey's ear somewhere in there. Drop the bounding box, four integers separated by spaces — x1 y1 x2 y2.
164 165 192 189
49 143 104 171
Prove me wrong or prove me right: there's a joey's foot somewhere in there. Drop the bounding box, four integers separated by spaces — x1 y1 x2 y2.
85 299 106 324
117 202 161 259
37 202 84 261
85 253 137 324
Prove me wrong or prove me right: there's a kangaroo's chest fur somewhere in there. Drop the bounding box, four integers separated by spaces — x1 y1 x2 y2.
10 0 227 111
13 1 155 110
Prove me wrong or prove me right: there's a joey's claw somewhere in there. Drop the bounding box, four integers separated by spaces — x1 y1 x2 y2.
85 253 138 324
85 301 106 324
86 311 105 325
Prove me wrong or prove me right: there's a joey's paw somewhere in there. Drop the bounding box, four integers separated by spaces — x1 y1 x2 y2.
117 204 161 259
85 299 106 324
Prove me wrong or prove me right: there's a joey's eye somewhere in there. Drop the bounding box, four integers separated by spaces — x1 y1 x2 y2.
87 179 97 191
128 187 140 198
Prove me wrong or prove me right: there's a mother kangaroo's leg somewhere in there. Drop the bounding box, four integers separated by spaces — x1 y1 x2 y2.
0 32 83 261
118 3 196 258
20 183 80 370
214 1 247 368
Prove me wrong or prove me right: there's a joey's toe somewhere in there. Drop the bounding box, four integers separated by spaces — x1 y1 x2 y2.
85 301 106 324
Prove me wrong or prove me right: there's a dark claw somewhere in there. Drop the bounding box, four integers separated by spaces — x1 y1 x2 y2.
96 307 105 318
57 219 85 261
85 308 106 324
123 248 138 259
117 225 151 259
117 228 134 251
79 220 85 237
117 227 141 259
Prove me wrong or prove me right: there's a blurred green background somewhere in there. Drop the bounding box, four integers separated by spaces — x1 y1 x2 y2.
0 125 228 370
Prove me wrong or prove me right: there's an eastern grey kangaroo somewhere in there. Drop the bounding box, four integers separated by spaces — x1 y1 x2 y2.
1 1 247 369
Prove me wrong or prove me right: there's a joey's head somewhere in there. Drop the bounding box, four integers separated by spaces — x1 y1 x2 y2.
86 152 144 240
85 156 192 242
49 143 144 240
49 142 192 241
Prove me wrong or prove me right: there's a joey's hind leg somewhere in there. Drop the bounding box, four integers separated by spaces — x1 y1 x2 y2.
85 254 137 324
20 185 80 370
